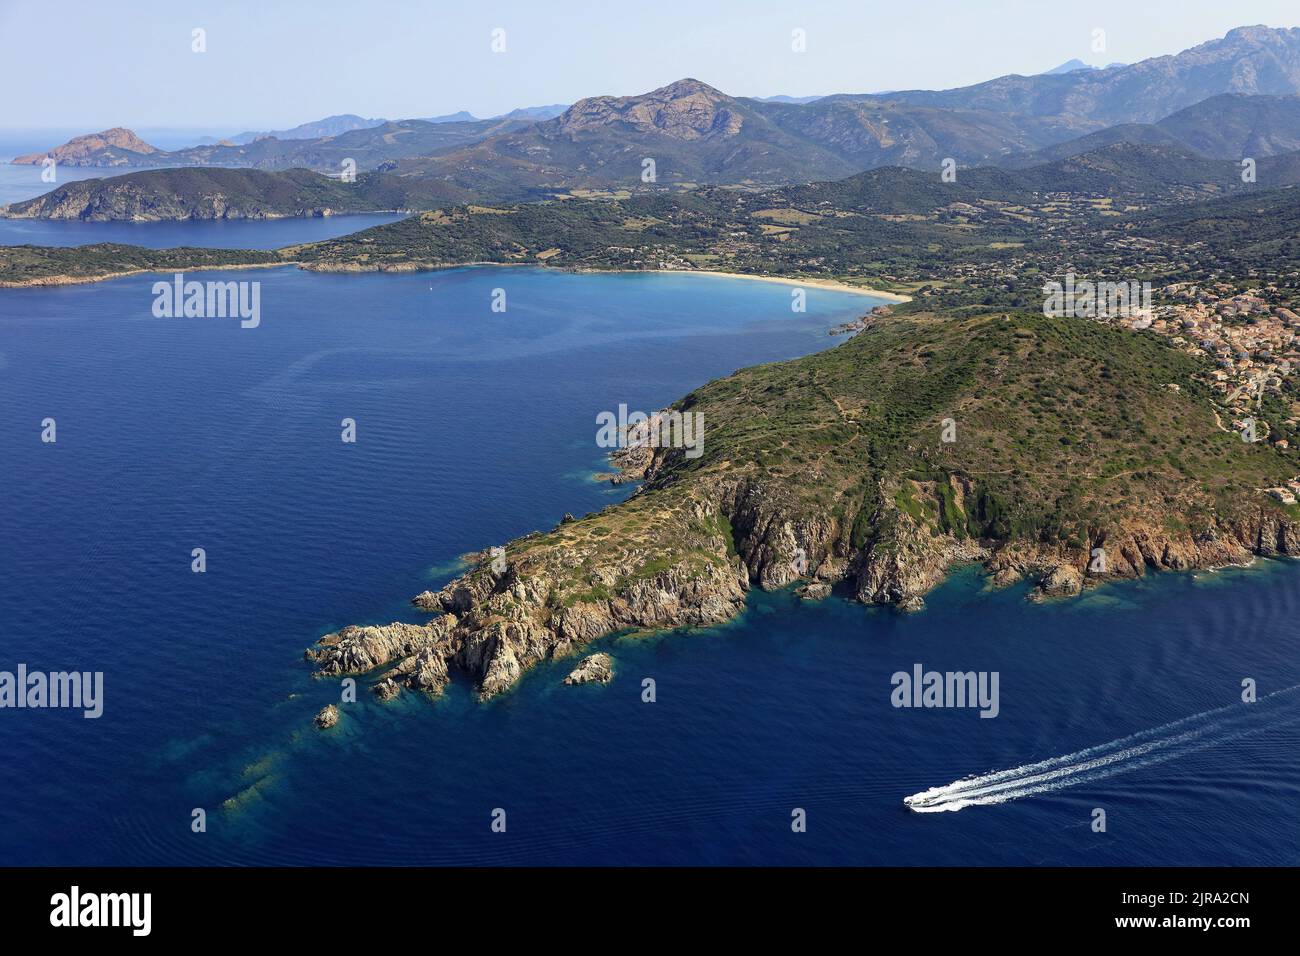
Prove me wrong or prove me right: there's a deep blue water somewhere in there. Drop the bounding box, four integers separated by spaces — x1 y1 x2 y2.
0 161 134 207
2 265 1299 866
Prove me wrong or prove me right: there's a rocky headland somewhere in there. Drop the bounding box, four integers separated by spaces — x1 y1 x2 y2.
305 310 1300 706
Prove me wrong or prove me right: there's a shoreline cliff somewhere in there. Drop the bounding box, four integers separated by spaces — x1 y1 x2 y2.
305 309 1300 703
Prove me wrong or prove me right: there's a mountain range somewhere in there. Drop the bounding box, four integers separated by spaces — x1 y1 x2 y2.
10 25 1300 209
1003 93 1300 165
216 105 570 145
221 114 390 145
854 25 1300 125
9 137 1280 223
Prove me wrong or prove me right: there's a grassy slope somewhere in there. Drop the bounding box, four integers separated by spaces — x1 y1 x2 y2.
2 168 466 220
489 310 1294 612
0 244 285 285
679 311 1283 522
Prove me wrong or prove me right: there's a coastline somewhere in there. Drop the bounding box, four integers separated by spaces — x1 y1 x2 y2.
0 207 413 222
2 254 913 299
0 259 300 288
649 268 912 302
303 259 911 301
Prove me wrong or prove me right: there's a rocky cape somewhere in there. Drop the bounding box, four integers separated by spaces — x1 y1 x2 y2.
304 310 1300 704
306 472 1300 703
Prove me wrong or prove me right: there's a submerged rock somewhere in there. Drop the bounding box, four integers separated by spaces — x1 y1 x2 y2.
564 653 615 685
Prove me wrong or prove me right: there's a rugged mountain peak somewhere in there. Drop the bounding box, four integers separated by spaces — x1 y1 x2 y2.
1222 24 1294 42
873 25 1300 126
655 77 728 98
13 127 159 165
553 78 744 140
1135 24 1300 95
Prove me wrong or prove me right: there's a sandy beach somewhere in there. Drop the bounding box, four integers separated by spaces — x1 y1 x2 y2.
3 257 913 300
663 269 912 302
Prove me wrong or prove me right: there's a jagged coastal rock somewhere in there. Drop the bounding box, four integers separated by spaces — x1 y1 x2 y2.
564 653 615 685
306 618 459 698
830 305 894 336
314 704 340 729
12 127 160 166
305 311 1300 706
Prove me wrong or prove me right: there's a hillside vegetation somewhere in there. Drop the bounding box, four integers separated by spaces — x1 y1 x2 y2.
308 309 1300 699
0 168 465 221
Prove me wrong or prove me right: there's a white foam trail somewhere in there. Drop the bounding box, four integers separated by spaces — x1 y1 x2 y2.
905 684 1300 812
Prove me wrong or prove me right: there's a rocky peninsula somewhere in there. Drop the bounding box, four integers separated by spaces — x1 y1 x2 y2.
306 309 1300 703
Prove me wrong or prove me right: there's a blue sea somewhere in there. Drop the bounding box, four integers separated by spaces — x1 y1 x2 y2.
2 263 1299 866
0 161 136 208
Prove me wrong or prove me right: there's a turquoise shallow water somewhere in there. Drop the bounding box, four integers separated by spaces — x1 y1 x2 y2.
1 264 1298 865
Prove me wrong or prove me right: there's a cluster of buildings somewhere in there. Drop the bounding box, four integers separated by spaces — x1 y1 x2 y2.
1264 480 1300 505
1107 282 1300 441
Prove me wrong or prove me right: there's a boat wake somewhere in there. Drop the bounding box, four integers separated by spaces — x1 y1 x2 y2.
904 684 1300 813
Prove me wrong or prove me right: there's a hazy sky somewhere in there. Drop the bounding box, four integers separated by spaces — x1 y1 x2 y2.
3 0 1299 131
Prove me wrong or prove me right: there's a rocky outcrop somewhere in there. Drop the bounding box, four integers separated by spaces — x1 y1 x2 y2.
987 510 1300 601
554 79 744 142
853 513 989 611
564 653 615 685
796 581 833 600
12 128 160 166
314 704 339 729
305 617 458 676
308 463 1300 705
1033 562 1085 599
306 487 749 700
307 616 459 699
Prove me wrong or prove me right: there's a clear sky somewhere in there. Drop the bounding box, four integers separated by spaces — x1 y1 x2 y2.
2 0 1299 132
